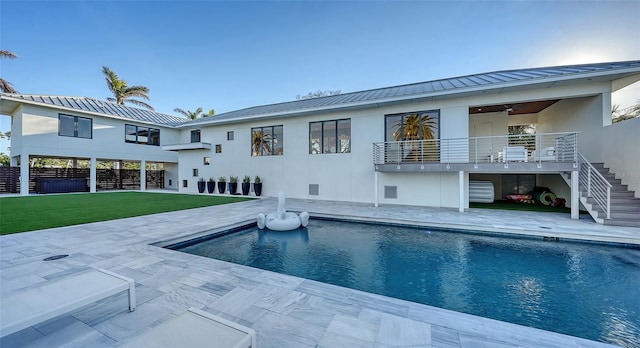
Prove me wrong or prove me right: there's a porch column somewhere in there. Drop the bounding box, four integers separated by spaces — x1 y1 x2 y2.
571 170 579 219
140 160 146 191
19 153 29 196
10 155 18 166
90 157 97 193
458 171 465 213
374 171 379 207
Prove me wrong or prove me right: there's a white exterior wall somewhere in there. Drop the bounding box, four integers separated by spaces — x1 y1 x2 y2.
602 117 640 197
15 104 180 163
537 95 605 162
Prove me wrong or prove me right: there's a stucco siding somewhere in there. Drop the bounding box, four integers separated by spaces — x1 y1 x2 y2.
602 117 640 196
17 104 179 163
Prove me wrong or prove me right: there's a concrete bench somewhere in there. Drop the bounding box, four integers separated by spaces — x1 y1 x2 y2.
0 268 135 338
122 307 257 348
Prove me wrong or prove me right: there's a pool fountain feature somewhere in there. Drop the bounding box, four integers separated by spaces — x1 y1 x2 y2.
257 192 309 231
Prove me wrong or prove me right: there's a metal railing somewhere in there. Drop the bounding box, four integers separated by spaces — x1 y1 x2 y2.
578 153 611 219
373 132 579 166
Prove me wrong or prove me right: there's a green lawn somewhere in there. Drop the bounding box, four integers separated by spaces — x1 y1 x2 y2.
0 192 254 235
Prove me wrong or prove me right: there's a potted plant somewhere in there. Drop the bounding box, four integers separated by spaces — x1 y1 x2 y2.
217 176 227 194
197 177 206 193
253 175 262 196
207 177 215 194
241 175 251 195
229 176 238 195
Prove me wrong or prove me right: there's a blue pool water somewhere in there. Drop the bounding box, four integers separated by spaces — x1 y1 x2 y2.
174 219 640 347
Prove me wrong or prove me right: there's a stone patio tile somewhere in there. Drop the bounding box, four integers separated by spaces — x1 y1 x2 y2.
318 330 376 348
251 311 326 348
146 285 220 315
376 313 431 346
431 325 461 348
92 302 174 343
325 313 378 342
28 318 116 348
458 332 518 348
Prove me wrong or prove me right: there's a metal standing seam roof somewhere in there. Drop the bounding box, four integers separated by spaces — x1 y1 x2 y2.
0 94 188 127
184 60 640 127
2 61 639 129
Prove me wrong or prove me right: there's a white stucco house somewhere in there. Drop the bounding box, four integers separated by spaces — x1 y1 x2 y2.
1 60 639 226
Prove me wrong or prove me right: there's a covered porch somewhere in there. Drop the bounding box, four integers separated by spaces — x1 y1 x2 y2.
371 132 581 219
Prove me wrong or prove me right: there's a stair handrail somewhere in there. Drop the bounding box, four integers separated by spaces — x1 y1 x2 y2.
578 153 611 219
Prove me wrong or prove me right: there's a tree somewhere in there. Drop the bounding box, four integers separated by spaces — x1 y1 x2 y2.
296 90 341 100
174 107 215 120
102 66 154 111
612 100 640 123
0 131 11 140
1 50 18 93
0 152 9 167
393 113 438 162
393 113 436 141
252 129 272 156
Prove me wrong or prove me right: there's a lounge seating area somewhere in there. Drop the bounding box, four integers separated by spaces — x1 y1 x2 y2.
0 268 136 338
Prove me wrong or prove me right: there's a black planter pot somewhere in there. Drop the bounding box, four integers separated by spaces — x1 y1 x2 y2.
217 182 227 194
207 181 215 194
197 181 206 193
228 182 238 195
253 183 262 196
241 182 250 195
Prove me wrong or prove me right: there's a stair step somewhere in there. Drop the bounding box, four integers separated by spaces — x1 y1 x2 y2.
603 219 640 228
610 191 637 198
611 211 640 219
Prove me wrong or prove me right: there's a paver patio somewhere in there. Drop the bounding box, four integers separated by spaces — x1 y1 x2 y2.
1 196 638 347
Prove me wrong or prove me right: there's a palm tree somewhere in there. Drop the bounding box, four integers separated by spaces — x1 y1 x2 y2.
394 113 438 162
1 50 18 93
102 66 154 111
173 107 215 120
252 130 272 156
393 113 436 141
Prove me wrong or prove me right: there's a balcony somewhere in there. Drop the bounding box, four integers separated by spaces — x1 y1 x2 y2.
373 132 579 173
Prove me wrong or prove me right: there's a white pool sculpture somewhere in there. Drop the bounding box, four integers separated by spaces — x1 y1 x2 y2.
257 192 309 231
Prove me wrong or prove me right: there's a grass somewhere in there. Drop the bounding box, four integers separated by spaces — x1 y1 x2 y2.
0 192 254 235
470 200 575 213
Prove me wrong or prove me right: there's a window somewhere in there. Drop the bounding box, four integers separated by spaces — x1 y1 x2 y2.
227 131 234 140
251 125 283 156
204 157 210 165
183 180 188 188
191 130 201 143
215 144 222 153
193 168 198 177
385 110 440 162
59 114 92 139
385 110 439 141
309 119 350 154
125 124 160 145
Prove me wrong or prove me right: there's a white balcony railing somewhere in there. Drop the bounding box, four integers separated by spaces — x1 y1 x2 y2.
578 153 611 219
373 132 579 166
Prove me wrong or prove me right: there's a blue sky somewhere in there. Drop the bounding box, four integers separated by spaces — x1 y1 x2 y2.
1 0 639 153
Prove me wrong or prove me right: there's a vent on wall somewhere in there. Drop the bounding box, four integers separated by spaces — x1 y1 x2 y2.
309 184 319 196
384 186 397 199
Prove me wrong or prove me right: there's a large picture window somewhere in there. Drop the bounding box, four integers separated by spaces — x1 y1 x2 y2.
384 110 440 162
385 110 439 141
125 124 160 145
251 125 283 156
59 114 92 139
309 119 351 154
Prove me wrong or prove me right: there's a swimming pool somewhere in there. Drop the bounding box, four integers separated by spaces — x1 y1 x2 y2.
172 219 640 347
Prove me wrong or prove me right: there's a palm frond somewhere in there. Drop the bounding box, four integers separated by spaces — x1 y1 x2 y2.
125 99 155 111
0 50 18 59
0 78 17 93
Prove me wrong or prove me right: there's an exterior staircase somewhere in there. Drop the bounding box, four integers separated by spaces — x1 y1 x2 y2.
575 163 640 227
